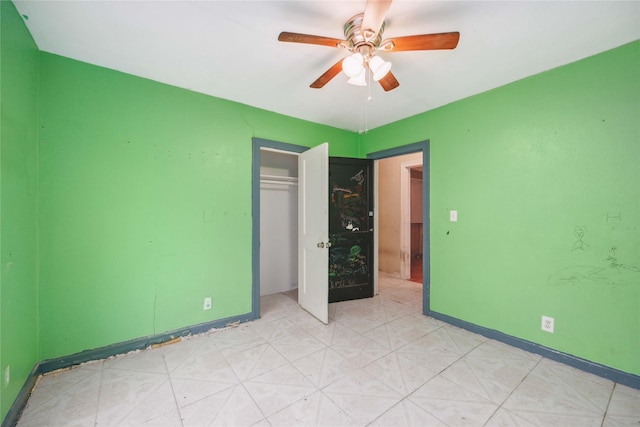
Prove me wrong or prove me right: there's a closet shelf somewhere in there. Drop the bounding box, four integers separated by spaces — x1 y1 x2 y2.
260 175 299 185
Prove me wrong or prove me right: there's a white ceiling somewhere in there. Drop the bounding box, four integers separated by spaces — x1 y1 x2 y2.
14 1 640 133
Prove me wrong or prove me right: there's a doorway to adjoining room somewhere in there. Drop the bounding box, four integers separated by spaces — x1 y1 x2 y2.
376 152 424 284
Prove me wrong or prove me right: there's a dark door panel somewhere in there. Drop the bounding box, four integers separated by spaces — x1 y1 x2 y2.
328 232 373 302
328 157 373 303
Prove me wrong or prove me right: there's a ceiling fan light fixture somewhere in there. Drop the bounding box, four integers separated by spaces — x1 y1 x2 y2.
369 55 392 81
347 68 367 86
342 52 364 78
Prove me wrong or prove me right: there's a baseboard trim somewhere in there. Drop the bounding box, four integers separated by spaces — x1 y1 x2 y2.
1 312 255 427
5 309 638 427
1 364 39 427
429 310 640 390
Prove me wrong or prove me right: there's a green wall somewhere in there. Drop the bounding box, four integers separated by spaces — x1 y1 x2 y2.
37 53 359 360
362 40 640 376
0 0 40 420
2 0 638 420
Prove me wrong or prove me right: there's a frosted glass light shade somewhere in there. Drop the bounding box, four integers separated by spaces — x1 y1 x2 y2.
369 56 392 81
342 53 364 78
347 68 367 86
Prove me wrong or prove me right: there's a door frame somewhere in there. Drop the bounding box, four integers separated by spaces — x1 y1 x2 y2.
400 160 424 280
367 140 431 315
251 137 308 319
252 138 431 317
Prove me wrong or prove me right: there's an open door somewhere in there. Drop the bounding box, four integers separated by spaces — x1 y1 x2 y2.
328 157 374 303
298 143 329 324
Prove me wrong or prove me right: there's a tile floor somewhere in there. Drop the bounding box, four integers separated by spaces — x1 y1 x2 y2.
16 274 640 426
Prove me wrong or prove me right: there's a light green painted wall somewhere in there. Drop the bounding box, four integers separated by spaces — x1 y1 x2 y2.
363 40 640 375
2 3 638 420
0 0 40 420
37 52 359 360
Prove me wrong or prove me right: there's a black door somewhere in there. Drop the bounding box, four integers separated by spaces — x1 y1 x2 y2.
328 157 374 303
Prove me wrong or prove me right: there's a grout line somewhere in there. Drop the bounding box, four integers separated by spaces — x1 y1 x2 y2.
240 381 269 425
600 382 616 427
487 356 544 425
92 362 104 427
19 279 627 427
163 352 185 427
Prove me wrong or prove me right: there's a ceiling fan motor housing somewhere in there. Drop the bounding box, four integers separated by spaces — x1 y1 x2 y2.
343 13 384 59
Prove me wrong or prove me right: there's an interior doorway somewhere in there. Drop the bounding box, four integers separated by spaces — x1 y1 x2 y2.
376 152 423 281
251 138 308 318
409 166 424 283
368 140 430 314
259 148 299 297
251 138 431 319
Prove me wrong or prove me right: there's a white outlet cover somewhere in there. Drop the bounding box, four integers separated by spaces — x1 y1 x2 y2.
203 297 212 310
541 315 554 333
4 365 9 385
450 210 458 222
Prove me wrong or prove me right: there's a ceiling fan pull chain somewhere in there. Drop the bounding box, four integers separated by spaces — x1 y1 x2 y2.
365 71 370 133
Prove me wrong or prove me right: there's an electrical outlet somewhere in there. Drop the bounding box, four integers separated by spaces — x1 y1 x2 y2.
4 365 9 386
203 297 212 310
450 210 458 222
541 316 554 333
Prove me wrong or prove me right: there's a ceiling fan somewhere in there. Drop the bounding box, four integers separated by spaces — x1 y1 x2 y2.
278 0 460 92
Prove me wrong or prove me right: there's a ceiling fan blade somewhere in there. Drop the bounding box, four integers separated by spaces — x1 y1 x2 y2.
383 32 460 52
278 32 346 48
310 59 344 89
378 71 399 92
361 0 392 41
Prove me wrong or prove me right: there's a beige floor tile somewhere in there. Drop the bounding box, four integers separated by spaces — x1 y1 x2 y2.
16 275 636 427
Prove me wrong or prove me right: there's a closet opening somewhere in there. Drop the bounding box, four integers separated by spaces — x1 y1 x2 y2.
259 148 299 297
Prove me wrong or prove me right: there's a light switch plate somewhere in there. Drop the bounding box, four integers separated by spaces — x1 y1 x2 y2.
450 210 458 222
